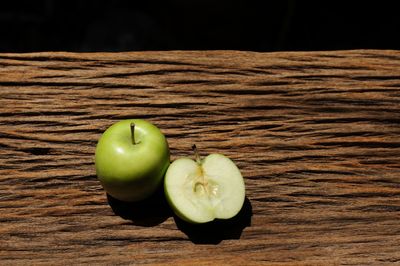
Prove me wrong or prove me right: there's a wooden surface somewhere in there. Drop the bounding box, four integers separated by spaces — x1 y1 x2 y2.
1 50 400 265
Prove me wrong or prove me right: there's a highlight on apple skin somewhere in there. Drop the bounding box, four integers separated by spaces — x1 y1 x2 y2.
164 145 246 224
95 119 170 202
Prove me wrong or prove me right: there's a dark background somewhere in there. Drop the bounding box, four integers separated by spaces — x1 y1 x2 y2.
1 0 399 52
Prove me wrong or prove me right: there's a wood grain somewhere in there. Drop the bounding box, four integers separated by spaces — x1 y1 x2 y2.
0 50 399 265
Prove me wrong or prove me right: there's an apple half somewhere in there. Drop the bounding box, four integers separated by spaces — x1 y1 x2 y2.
164 146 245 224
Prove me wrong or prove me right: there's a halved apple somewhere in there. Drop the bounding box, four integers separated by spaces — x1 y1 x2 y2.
164 146 245 224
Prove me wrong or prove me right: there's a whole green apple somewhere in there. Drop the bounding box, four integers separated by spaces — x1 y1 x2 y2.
95 119 170 202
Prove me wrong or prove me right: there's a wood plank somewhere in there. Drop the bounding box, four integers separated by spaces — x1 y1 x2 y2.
0 50 399 265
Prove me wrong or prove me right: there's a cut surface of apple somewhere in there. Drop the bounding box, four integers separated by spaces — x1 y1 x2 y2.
164 153 245 223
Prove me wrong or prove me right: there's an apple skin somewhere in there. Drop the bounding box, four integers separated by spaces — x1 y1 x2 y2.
95 119 170 202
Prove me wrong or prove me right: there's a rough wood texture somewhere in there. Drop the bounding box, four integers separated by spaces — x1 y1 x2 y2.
1 50 400 265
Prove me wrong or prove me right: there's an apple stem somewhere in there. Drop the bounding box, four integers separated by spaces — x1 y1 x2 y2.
130 122 136 145
192 144 201 164
192 144 209 191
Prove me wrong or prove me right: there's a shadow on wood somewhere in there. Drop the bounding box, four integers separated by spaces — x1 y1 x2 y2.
175 197 252 244
106 185 172 227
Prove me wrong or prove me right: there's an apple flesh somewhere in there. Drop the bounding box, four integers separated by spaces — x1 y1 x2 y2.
95 119 170 202
164 149 245 223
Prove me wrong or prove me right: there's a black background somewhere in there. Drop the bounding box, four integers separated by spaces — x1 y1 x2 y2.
1 0 399 52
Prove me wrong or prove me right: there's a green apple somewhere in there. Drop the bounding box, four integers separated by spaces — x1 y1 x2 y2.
164 145 245 223
95 119 170 202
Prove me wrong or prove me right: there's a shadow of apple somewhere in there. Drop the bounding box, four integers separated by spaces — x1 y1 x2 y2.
106 185 173 227
107 187 252 244
174 197 253 244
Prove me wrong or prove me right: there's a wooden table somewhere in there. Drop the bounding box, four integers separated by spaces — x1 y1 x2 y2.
1 50 399 265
